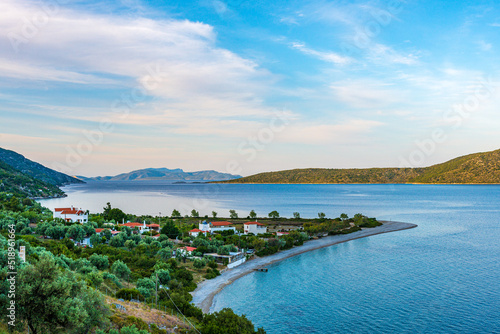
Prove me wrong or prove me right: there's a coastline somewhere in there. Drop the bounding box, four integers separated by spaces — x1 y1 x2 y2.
191 220 417 313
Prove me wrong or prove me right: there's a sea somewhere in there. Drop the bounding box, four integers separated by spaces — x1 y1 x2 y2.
39 182 500 333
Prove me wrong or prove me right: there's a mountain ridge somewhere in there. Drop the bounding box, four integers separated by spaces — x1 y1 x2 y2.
218 149 500 184
0 147 83 186
78 167 241 181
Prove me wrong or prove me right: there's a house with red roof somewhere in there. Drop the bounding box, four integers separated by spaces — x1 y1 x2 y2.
122 222 151 234
54 206 88 223
189 228 208 237
177 246 197 257
208 221 236 234
244 221 267 235
276 231 290 237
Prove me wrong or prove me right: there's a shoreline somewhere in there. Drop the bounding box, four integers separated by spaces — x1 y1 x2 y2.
191 221 417 313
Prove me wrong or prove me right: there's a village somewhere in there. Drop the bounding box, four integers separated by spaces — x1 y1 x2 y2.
47 204 377 271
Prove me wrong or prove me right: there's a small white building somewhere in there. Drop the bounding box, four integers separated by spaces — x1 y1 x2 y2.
209 221 236 234
54 206 88 223
189 228 208 238
198 221 211 233
276 231 290 237
244 222 267 235
122 222 150 234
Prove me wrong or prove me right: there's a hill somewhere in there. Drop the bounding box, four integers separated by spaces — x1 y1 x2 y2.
0 147 83 186
79 167 241 181
0 160 65 198
221 149 500 184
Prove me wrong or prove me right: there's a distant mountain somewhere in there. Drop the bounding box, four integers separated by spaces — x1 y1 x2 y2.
78 167 241 181
0 160 65 198
220 149 500 184
0 147 83 186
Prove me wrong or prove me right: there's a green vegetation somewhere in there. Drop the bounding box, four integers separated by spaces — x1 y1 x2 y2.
0 161 64 198
219 148 500 184
0 147 82 186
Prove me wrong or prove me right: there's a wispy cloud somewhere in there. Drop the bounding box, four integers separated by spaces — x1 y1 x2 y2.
290 42 353 65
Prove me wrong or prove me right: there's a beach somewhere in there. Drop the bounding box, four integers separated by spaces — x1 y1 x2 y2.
191 220 417 313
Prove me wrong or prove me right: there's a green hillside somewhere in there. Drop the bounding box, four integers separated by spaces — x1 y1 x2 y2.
0 160 64 198
0 147 83 186
222 149 500 184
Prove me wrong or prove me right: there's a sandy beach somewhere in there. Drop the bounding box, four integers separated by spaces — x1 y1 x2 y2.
191 221 417 313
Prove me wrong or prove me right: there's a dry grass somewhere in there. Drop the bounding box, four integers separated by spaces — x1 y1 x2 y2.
105 296 189 331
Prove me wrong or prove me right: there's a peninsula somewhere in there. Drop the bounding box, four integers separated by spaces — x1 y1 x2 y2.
219 148 500 184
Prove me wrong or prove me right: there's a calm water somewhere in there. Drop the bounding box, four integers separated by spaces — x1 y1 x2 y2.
40 183 500 333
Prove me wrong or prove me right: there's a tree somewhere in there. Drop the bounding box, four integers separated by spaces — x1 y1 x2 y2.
14 254 110 334
268 211 279 219
212 211 217 218
249 210 257 219
340 213 349 221
229 210 238 219
191 209 199 218
103 203 126 222
154 269 171 285
293 212 300 219
125 239 136 250
160 220 180 239
171 209 181 218
66 224 86 242
200 308 266 334
90 234 101 247
157 247 173 261
318 212 326 219
111 260 131 280
89 254 109 270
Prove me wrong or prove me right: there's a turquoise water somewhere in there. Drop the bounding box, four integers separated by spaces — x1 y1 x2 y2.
211 185 500 333
40 183 500 333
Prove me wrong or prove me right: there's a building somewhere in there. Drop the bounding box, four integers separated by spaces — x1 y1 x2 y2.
198 221 211 233
54 206 88 223
244 222 267 235
177 246 197 256
189 228 208 237
209 221 236 234
205 251 246 268
147 224 160 232
276 231 290 237
122 222 152 234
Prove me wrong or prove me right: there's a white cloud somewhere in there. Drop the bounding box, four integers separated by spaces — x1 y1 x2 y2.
330 79 404 109
291 42 353 65
0 0 282 137
277 119 383 145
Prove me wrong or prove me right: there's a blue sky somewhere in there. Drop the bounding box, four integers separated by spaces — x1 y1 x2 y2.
1 0 500 176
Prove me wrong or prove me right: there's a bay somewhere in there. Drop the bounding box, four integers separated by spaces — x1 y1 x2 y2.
39 182 500 333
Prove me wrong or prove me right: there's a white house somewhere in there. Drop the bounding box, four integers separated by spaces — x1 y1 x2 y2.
122 222 153 234
198 221 211 233
177 246 197 256
209 221 236 234
54 206 88 223
189 228 208 237
276 231 290 237
244 222 267 235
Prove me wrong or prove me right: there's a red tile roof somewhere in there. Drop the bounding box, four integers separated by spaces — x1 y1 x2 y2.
60 209 85 215
244 222 265 226
190 228 202 232
95 228 104 233
55 207 72 211
147 224 160 228
123 222 144 227
110 231 120 235
184 246 197 252
211 221 232 226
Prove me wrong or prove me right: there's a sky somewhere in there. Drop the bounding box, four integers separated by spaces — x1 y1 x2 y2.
1 0 500 177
